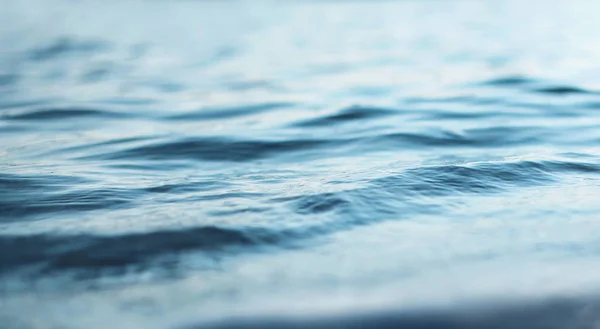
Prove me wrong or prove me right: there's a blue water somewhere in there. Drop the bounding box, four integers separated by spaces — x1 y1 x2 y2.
2 1 600 328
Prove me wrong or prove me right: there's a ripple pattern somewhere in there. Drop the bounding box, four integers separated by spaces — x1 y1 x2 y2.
2 1 600 329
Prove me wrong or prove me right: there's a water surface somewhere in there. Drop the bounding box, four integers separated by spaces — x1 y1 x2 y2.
2 1 600 328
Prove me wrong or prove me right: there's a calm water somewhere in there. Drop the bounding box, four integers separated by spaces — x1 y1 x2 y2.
2 1 600 328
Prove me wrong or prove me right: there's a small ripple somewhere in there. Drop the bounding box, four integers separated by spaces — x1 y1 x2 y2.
368 127 539 148
183 191 268 203
98 98 157 106
0 173 90 192
532 85 594 96
143 180 232 194
403 95 503 106
167 102 293 121
0 187 137 222
480 75 535 87
150 81 186 93
208 206 271 216
416 110 507 120
369 131 472 147
224 80 280 91
80 66 113 83
77 136 157 149
2 107 128 121
50 136 159 156
404 95 474 104
374 159 600 198
294 105 394 127
292 193 349 215
541 160 600 174
376 161 555 198
85 137 333 162
28 37 111 62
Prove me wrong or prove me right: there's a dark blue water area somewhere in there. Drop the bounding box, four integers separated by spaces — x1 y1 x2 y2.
2 1 600 328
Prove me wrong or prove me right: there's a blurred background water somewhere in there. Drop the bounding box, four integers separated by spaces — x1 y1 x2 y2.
2 0 600 328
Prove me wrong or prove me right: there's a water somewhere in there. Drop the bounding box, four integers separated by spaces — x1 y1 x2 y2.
2 0 600 328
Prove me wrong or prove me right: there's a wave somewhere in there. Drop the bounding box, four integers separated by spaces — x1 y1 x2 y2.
1 107 127 120
80 137 335 162
3 157 596 279
0 226 295 276
533 86 596 96
69 126 555 165
479 76 536 87
3 1 600 327
293 105 395 127
0 187 136 222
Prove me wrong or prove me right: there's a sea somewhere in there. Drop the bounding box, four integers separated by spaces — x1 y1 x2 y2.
2 1 600 328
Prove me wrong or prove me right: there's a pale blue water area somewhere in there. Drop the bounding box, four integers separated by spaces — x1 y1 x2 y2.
2 1 600 328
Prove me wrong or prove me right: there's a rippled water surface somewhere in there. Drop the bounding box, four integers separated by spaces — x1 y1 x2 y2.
2 1 600 328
